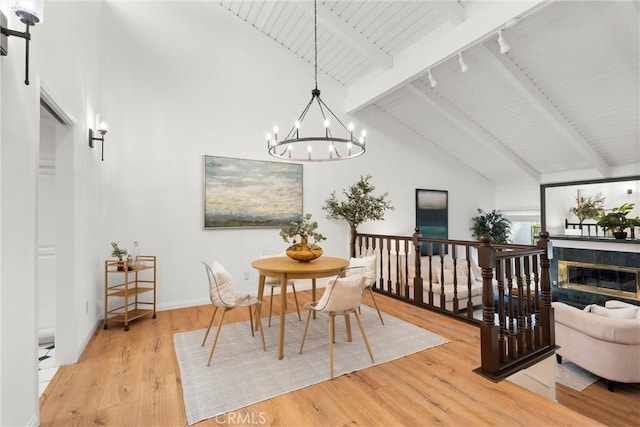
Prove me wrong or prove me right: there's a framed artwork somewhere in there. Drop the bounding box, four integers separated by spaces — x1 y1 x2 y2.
415 189 448 255
203 156 303 228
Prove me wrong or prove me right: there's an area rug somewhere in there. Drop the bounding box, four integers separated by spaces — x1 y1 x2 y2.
555 360 599 391
174 305 448 425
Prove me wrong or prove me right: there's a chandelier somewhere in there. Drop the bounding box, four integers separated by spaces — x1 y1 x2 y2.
266 0 366 162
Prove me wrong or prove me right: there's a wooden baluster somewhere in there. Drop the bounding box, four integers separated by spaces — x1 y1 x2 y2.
465 245 474 318
515 257 525 355
439 244 446 310
404 239 410 298
524 256 534 351
532 254 541 347
412 227 423 304
386 237 392 293
452 245 459 313
505 261 516 361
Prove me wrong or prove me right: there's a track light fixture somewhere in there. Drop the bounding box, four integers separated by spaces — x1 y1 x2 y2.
0 1 44 85
498 29 510 54
458 52 469 73
427 69 437 88
89 117 109 162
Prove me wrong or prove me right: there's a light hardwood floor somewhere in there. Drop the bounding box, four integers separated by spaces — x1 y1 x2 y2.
40 290 639 426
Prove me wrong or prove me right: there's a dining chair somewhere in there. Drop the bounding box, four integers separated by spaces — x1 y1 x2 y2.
349 254 384 324
201 261 266 366
259 249 301 326
298 266 375 379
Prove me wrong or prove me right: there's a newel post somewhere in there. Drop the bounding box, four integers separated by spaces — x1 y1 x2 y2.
412 227 423 304
536 231 555 347
478 234 500 375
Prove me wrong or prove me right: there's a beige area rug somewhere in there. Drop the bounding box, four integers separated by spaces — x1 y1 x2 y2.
555 360 599 391
174 305 449 425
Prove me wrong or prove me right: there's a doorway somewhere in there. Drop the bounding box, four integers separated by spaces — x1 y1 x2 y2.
37 88 76 396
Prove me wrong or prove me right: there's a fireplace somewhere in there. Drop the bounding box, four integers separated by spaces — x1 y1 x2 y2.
558 260 640 300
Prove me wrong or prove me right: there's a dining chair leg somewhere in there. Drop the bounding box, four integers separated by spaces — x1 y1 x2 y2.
256 303 267 352
292 284 301 320
202 306 218 346
268 287 275 327
329 314 335 379
299 308 313 354
354 310 375 363
207 308 228 366
368 287 384 325
344 314 352 342
248 306 255 337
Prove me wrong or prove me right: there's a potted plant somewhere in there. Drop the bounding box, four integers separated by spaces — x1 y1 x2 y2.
111 241 128 270
470 209 512 243
569 193 605 226
280 213 326 262
596 203 639 239
322 175 394 258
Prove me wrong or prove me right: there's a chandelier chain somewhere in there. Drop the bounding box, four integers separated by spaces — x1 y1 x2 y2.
314 0 318 90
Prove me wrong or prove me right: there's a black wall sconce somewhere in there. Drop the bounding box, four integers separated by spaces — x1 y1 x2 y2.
89 118 108 161
0 2 44 85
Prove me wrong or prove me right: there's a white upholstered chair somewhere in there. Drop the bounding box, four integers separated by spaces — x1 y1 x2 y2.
298 266 375 378
350 255 384 324
201 261 266 366
259 250 301 326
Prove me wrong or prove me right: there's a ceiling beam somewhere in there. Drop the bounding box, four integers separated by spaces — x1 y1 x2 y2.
484 46 612 178
293 1 393 70
431 1 465 26
345 0 549 114
406 84 541 183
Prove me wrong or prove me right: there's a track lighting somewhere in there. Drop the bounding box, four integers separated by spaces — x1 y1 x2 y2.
458 52 468 73
428 69 437 88
498 29 510 54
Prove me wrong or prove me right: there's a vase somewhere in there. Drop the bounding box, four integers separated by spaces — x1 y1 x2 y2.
613 231 627 240
286 236 323 262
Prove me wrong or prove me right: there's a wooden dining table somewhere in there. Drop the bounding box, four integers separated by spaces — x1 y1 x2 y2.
251 256 349 359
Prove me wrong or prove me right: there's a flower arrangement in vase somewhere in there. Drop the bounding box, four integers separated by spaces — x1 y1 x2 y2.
279 213 326 262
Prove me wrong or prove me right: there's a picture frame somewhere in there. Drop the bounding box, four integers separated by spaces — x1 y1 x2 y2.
415 189 449 255
203 156 303 228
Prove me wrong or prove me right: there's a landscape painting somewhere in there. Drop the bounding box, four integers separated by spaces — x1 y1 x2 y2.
416 189 448 255
204 156 303 228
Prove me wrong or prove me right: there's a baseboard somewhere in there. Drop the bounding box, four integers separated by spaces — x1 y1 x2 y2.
75 317 102 362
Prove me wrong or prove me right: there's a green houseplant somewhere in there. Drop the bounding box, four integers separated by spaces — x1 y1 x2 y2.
110 241 128 260
322 175 394 257
596 203 639 239
470 209 512 243
569 193 605 225
280 213 326 262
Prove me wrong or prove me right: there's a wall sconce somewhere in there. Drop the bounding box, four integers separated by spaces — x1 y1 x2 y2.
0 1 44 85
89 118 108 161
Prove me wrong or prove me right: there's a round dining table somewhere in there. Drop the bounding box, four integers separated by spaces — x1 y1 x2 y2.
251 256 349 359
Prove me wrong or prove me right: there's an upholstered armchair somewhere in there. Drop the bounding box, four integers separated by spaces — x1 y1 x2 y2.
553 300 640 391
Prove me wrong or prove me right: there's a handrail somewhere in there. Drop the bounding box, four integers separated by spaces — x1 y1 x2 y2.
353 229 556 381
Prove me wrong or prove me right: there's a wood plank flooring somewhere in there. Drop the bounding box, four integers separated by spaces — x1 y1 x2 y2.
40 290 639 426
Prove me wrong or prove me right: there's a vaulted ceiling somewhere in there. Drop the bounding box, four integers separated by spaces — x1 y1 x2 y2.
207 1 639 185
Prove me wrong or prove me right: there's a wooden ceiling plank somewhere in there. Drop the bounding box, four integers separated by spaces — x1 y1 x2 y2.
292 1 393 70
406 84 540 183
484 46 612 178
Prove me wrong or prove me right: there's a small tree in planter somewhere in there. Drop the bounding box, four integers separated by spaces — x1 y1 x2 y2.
470 209 512 243
322 175 394 258
569 193 605 225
